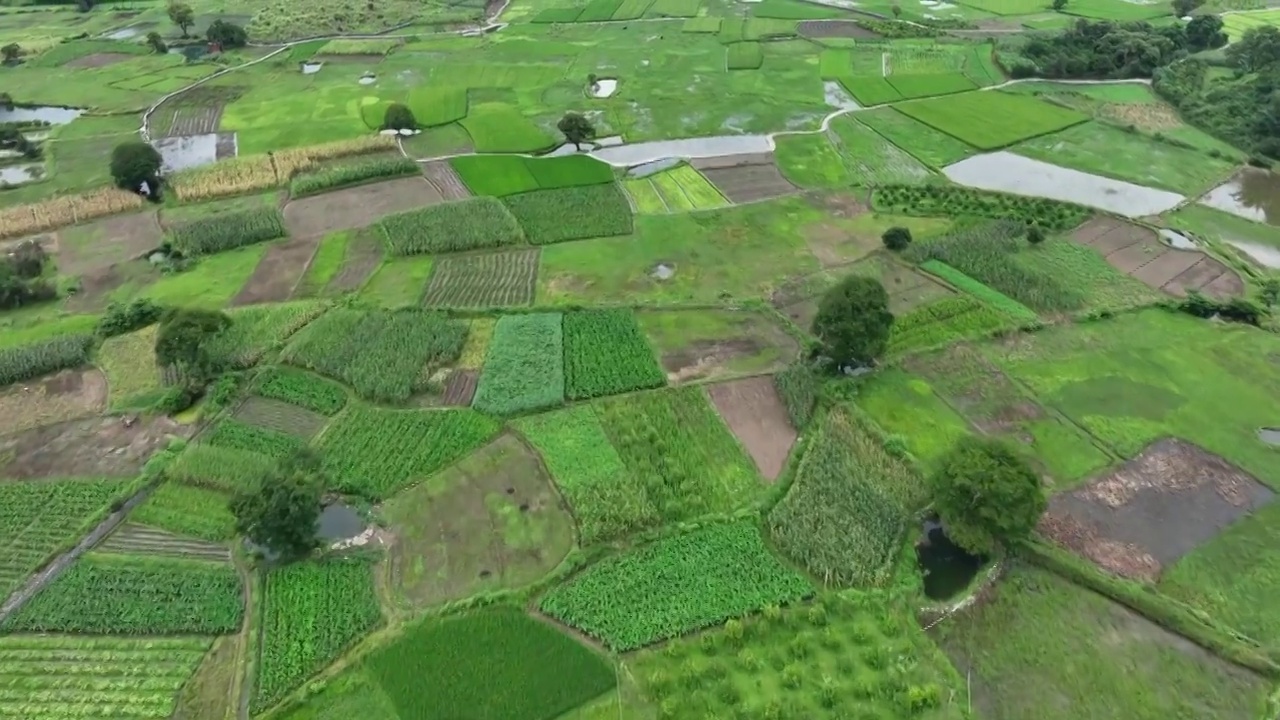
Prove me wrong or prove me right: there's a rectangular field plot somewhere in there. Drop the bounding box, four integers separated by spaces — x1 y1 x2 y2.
421 248 540 308
886 73 977 100
631 165 730 212
253 366 349 416
473 313 565 416
829 115 931 184
450 155 613 197
700 161 798 203
539 521 814 650
934 566 1271 720
502 184 634 245
129 482 238 543
563 308 666 400
897 91 1089 149
0 635 213 720
167 445 277 495
855 107 979 168
233 396 329 439
1223 8 1280 41
97 522 232 562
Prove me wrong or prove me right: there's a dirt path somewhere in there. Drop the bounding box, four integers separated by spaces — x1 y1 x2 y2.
0 482 155 623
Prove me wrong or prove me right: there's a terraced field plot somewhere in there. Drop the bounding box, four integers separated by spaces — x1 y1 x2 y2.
623 165 729 213
897 91 1090 149
1069 216 1243 298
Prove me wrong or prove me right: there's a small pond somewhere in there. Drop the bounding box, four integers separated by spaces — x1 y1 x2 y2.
1226 239 1280 269
301 61 323 74
316 502 365 542
0 105 83 126
589 78 618 98
0 163 44 185
916 517 986 601
153 133 220 173
1199 168 1280 226
1158 228 1198 250
358 73 377 85
105 26 142 40
1260 427 1280 446
168 45 209 62
651 262 676 280
592 134 772 167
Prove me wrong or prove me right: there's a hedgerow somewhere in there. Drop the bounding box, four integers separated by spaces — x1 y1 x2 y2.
377 197 523 256
563 309 665 400
874 184 1090 231
254 558 382 712
502 184 633 245
3 553 243 635
319 406 500 499
473 313 564 416
365 607 615 720
768 410 915 587
168 207 286 256
203 419 305 460
253 366 348 415
282 308 467 403
774 362 819 429
0 334 93 387
539 521 814 651
289 155 420 197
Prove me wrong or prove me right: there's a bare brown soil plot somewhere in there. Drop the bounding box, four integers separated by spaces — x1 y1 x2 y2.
98 523 231 562
441 370 478 406
233 396 328 439
641 309 801 384
0 414 188 480
422 160 472 201
1107 241 1168 274
56 210 164 276
1195 268 1245 299
65 52 134 68
1162 257 1243 299
798 20 881 38
1130 247 1203 288
283 177 443 238
707 376 797 481
64 260 161 313
1068 216 1242 298
231 235 320 306
702 163 798 204
324 228 384 294
0 369 107 437
1098 102 1182 132
1039 439 1273 581
1070 215 1148 255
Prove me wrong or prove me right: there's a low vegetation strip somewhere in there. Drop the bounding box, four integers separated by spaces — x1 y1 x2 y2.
726 42 764 70
130 482 237 542
451 155 614 197
206 300 327 370
253 366 348 415
539 521 814 651
874 184 1091 231
0 635 212 720
886 72 977 99
460 103 556 154
289 156 420 197
773 362 818 429
0 188 143 241
407 85 469 128
281 308 467 403
254 558 382 713
167 444 276 494
169 207 287 256
503 184 634 245
366 607 615 720
888 295 1020 356
768 410 917 587
378 197 524 256
563 309 666 400
421 248 540 308
896 90 1089 150
319 406 501 499
0 334 93 387
473 313 565 416
169 137 396 203
3 553 243 635
204 418 306 460
920 261 1041 323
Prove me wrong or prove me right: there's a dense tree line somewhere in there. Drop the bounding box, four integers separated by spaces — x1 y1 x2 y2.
1008 17 1227 79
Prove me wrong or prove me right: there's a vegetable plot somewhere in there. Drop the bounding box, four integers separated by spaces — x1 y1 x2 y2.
377 197 523 256
253 366 349 415
0 334 93 387
473 313 565 416
563 308 665 400
168 207 287 256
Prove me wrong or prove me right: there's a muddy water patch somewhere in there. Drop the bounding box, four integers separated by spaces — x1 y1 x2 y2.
627 158 680 178
0 105 83 125
823 80 860 110
317 502 365 542
944 151 1185 218
1260 428 1280 446
154 133 221 172
917 517 986 601
589 78 617 98
1199 168 1280 226
1226 239 1280 269
593 134 772 167
301 61 323 74
1158 228 1198 249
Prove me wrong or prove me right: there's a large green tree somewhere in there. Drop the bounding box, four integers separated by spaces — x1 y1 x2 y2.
109 141 163 193
230 452 323 561
928 437 1047 554
154 307 231 381
811 275 893 369
557 111 595 150
167 2 194 37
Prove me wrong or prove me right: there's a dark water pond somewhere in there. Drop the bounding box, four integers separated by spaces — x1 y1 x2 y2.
1200 169 1280 226
0 105 83 125
169 45 209 62
917 518 986 601
316 502 364 542
1260 427 1280 446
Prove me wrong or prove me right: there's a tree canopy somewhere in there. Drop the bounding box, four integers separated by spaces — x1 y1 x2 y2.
230 451 323 561
206 19 248 49
109 141 163 193
167 2 194 37
811 275 894 369
154 307 231 380
383 103 416 131
558 112 596 150
928 437 1047 554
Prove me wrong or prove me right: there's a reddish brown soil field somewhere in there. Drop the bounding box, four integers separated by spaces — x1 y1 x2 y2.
0 369 107 437
1069 216 1242 298
1038 439 1273 581
283 177 444 237
0 414 188 479
1130 247 1204 288
441 370 479 406
706 376 797 481
422 161 472 201
231 236 320 306
797 20 881 38
65 52 135 68
702 163 798 204
56 210 164 276
233 396 328 438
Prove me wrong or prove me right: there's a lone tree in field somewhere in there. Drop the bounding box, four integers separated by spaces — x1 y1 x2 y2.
811 275 893 369
1 43 20 64
1186 14 1228 51
891 4 902 17
1026 223 1045 245
1052 0 1068 10
928 437 1046 554
383 102 416 131
109 141 163 193
206 19 247 49
882 226 912 251
167 2 195 38
146 32 168 54
154 307 231 382
231 451 323 561
558 111 596 151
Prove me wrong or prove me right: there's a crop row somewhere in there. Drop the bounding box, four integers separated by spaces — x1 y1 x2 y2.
421 248 540 309
282 308 467 403
773 362 818 429
166 444 276 494
0 187 143 241
203 418 305 460
887 294 1020 356
896 90 1088 150
3 552 243 635
563 309 665 400
502 184 634 245
253 366 348 415
254 558 382 712
0 334 93 387
129 482 237 542
874 184 1091 231
378 196 524 256
205 300 327 369
289 155 420 198
319 406 500 499
473 313 565 416
768 410 915 587
920 257 1044 319
540 521 814 651
168 207 286 256
450 155 614 197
